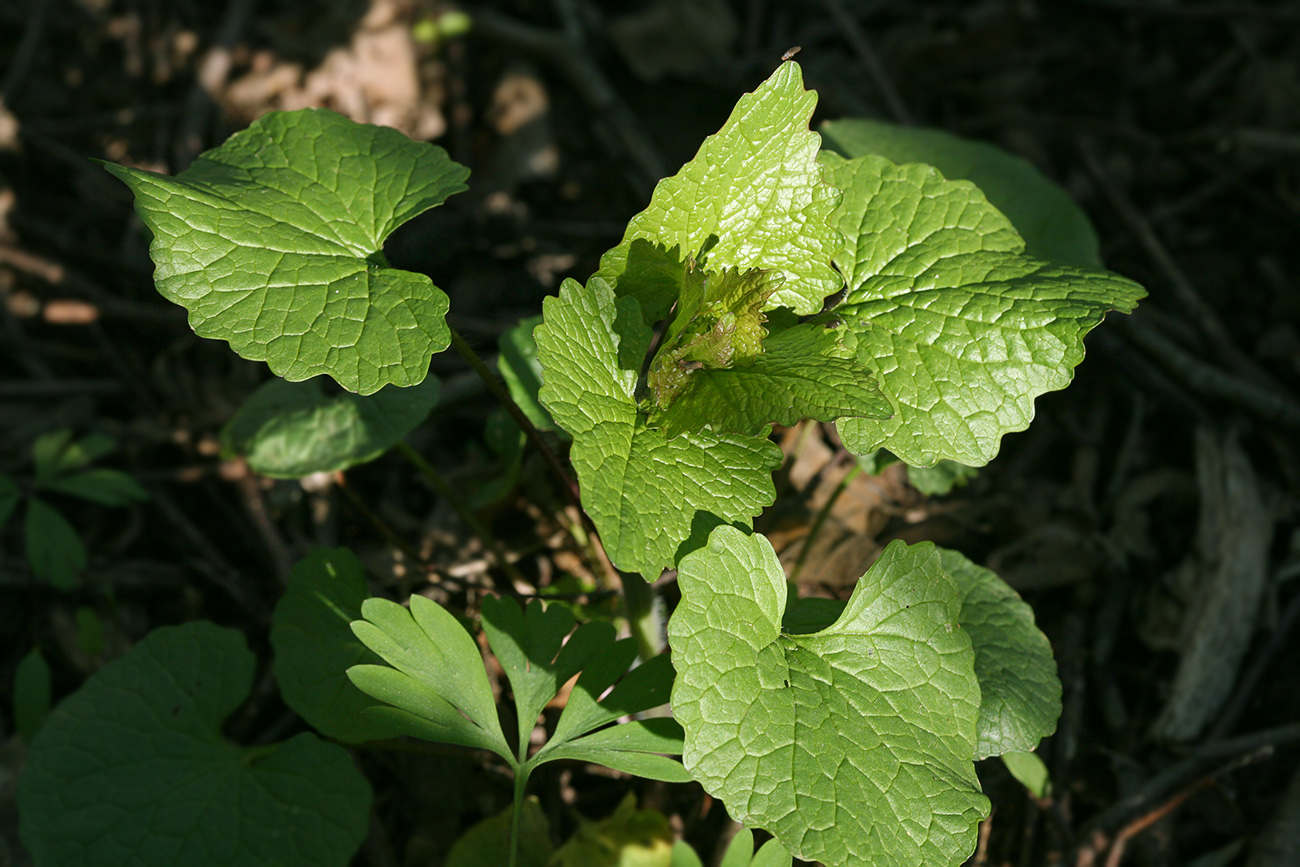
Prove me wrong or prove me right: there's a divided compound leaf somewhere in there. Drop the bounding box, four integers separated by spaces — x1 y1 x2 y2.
270 548 409 743
101 108 469 395
820 119 1102 269
668 527 989 867
596 61 841 321
348 595 512 763
17 621 371 867
534 276 780 575
25 498 85 590
223 375 440 478
938 548 1061 759
483 596 689 782
822 152 1145 467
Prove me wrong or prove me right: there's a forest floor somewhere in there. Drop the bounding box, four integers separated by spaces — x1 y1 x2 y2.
2 1 1300 865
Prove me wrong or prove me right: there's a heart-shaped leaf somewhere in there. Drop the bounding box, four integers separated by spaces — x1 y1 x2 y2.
101 108 469 395
668 527 989 866
18 621 371 867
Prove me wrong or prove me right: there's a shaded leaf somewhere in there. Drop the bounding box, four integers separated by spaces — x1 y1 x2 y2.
270 548 407 743
14 647 51 742
446 798 552 867
222 375 439 477
17 622 371 867
25 498 85 590
42 468 148 506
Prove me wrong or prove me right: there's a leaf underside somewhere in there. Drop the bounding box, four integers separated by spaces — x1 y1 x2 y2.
102 108 469 395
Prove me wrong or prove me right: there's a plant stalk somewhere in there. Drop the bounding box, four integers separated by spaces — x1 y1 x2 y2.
508 763 533 867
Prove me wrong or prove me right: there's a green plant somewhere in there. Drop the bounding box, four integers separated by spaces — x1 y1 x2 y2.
0 428 148 590
18 60 1143 866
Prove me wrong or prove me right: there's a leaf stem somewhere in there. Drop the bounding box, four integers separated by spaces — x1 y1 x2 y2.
395 442 530 589
448 326 582 509
621 571 663 659
508 763 533 867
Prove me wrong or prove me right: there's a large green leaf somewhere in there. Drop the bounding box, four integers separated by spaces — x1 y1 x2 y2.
821 119 1102 269
222 375 440 477
101 108 469 395
270 548 407 743
938 548 1061 759
596 61 841 320
668 528 988 867
823 152 1145 467
534 277 780 576
17 621 371 867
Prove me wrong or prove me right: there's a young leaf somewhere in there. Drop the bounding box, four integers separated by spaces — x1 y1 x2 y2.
222 375 440 478
907 460 978 497
41 468 148 506
270 548 408 743
820 119 1103 269
446 798 553 867
535 277 780 575
597 61 841 321
100 108 469 395
550 793 675 867
348 595 513 763
649 318 890 437
668 527 988 867
938 548 1061 759
32 430 117 483
17 621 371 867
822 152 1145 468
719 828 793 867
1001 750 1052 799
25 498 85 590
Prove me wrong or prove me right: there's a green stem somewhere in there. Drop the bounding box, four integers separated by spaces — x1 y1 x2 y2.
448 326 582 510
396 442 530 589
622 571 663 659
508 763 533 867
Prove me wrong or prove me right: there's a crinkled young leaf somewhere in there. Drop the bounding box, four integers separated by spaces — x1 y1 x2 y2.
535 277 780 575
101 108 469 395
938 548 1061 759
597 61 841 321
222 375 439 478
651 319 890 437
348 595 513 762
823 152 1145 467
26 498 85 590
820 119 1102 269
270 548 407 743
668 527 988 867
17 622 371 867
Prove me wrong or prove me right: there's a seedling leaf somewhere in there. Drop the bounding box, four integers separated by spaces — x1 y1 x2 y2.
535 277 780 575
939 548 1061 759
100 108 469 394
349 595 512 762
596 61 841 320
270 548 408 743
26 498 85 590
821 119 1102 269
223 375 440 477
17 621 371 867
822 152 1145 467
668 527 988 867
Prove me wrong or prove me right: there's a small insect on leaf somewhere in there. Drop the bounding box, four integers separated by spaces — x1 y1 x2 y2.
782 46 802 61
